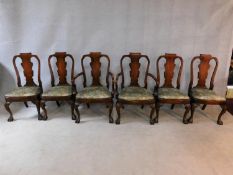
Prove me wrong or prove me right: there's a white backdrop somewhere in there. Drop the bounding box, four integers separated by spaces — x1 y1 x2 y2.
0 0 233 102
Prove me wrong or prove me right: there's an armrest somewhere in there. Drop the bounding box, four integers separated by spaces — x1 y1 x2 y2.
147 73 159 94
72 72 84 94
115 73 123 94
72 72 84 83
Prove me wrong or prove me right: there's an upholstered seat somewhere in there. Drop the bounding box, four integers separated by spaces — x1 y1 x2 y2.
42 86 73 97
76 86 111 99
191 88 225 102
158 88 189 100
5 86 41 98
226 86 233 99
118 86 154 101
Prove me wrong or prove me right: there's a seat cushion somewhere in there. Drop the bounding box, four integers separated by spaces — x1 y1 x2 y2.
191 88 225 102
42 86 73 97
158 88 189 100
118 86 154 101
76 86 111 99
226 86 233 99
5 86 41 98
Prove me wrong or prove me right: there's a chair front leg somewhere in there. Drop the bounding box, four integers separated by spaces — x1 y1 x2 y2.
35 100 43 120
115 102 122 125
71 101 76 120
217 104 227 125
74 104 80 123
108 102 114 123
40 100 48 120
188 104 196 123
154 103 160 123
183 104 191 124
5 101 13 122
149 104 155 125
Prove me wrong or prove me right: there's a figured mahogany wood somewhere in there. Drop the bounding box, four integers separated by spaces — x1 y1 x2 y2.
129 53 141 86
48 52 75 86
56 52 68 85
156 53 183 88
90 52 101 86
13 53 41 87
189 54 218 90
119 52 150 89
81 52 111 87
197 54 212 88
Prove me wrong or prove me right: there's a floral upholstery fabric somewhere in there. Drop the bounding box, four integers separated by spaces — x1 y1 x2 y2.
76 86 111 99
5 86 41 97
191 88 225 101
118 86 154 101
157 88 189 100
42 86 73 97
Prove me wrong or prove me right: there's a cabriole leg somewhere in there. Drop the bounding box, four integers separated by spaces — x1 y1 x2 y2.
217 104 227 125
149 104 155 125
71 101 76 120
154 103 160 123
115 102 121 125
75 104 80 123
183 104 190 124
188 104 196 123
5 101 13 122
35 100 43 120
41 100 48 120
108 102 114 123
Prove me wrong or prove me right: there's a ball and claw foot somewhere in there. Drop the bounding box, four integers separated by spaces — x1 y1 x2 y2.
153 117 158 124
38 115 44 121
217 120 223 125
187 117 193 123
183 119 189 124
150 119 155 125
72 114 76 120
43 115 48 121
8 117 14 122
109 117 114 123
115 118 120 125
75 117 80 123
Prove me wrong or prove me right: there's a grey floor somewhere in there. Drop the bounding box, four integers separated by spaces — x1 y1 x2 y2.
0 102 233 175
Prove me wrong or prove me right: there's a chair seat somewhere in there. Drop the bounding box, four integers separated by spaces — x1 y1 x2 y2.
226 86 233 99
191 88 226 102
118 86 154 101
158 88 189 100
42 86 73 97
76 86 111 100
5 86 41 98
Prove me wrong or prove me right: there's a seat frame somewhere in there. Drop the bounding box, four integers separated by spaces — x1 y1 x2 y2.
115 52 157 125
188 54 227 125
40 52 77 120
72 52 114 123
4 53 44 121
155 53 190 124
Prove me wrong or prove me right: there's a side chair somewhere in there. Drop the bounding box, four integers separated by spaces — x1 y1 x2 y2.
154 53 190 124
188 54 227 125
4 53 44 121
40 52 77 120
